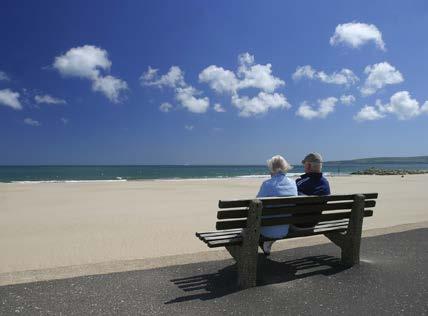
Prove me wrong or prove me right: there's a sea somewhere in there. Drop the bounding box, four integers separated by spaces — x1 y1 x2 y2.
1 163 428 183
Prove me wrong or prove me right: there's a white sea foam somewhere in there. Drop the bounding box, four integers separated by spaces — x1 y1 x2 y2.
235 175 270 179
7 172 348 184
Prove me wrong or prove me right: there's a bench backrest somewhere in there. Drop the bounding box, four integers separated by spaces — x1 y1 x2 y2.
216 193 378 230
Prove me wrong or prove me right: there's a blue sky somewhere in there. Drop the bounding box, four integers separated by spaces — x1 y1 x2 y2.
1 0 428 165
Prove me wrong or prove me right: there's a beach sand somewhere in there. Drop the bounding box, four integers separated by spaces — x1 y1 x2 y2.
1 175 427 278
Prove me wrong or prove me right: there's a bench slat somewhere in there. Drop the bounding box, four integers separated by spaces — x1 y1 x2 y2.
196 228 242 238
313 223 349 230
216 210 373 230
218 193 378 208
202 234 242 242
316 218 349 225
263 194 377 207
208 227 348 247
217 208 248 219
288 227 347 238
201 221 348 242
261 210 373 226
262 200 375 216
287 221 350 234
314 224 348 231
314 220 349 228
216 219 247 230
217 200 376 219
207 237 243 248
260 227 347 241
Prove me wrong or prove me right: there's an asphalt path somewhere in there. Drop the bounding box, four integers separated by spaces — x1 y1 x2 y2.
1 229 427 315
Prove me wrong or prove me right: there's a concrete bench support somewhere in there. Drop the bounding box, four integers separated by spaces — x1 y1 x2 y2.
226 199 262 289
324 194 365 266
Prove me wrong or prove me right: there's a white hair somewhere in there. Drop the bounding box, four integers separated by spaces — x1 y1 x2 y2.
267 155 292 174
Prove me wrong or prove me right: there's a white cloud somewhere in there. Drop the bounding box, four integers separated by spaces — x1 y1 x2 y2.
0 71 9 81
53 45 127 102
53 45 111 79
377 91 424 120
159 102 173 112
316 69 359 85
142 66 210 113
340 94 356 105
184 125 194 131
330 22 386 50
198 65 238 94
35 94 66 104
361 62 403 96
91 75 128 103
296 97 338 119
213 103 226 112
60 117 69 124
199 52 285 94
198 53 288 117
355 91 428 121
176 86 209 113
231 92 290 117
238 52 254 65
0 89 22 110
292 65 316 81
421 101 428 114
140 66 185 88
354 106 385 121
236 53 285 92
24 118 41 126
293 65 358 86
145 53 286 116
296 103 319 120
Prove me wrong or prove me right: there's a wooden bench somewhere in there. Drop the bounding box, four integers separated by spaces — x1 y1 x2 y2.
196 193 378 289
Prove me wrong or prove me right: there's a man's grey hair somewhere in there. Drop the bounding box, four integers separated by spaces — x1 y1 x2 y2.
267 155 292 174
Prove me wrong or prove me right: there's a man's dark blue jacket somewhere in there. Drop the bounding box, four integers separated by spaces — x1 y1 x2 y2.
296 172 330 196
294 173 330 228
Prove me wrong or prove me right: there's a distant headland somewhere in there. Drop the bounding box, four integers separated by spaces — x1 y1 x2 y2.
323 156 428 175
324 156 428 165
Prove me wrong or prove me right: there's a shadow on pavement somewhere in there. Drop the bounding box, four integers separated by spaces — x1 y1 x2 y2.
166 254 348 304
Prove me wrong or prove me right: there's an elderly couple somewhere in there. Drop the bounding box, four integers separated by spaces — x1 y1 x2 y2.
257 152 330 255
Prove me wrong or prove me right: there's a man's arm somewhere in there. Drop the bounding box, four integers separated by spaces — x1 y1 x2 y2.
296 177 309 195
320 177 331 195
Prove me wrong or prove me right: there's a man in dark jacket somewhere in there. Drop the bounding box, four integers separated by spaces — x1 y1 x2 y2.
296 152 330 196
293 152 330 229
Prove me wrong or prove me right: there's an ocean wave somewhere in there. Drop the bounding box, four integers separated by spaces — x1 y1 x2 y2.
5 172 347 184
234 175 270 179
155 174 270 181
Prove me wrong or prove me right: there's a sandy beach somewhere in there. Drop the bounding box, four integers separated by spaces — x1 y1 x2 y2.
1 174 428 277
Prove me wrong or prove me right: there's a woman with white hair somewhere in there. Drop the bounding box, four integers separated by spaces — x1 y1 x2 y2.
257 155 297 255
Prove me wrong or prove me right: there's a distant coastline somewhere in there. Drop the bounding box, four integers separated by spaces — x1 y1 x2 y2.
324 155 428 165
351 167 428 175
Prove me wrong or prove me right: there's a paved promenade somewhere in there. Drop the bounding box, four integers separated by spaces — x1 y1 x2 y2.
1 228 427 315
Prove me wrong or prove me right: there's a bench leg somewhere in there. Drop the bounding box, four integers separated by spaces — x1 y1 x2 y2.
225 244 258 289
324 231 346 249
324 194 365 267
226 199 262 289
342 194 365 266
226 244 258 289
